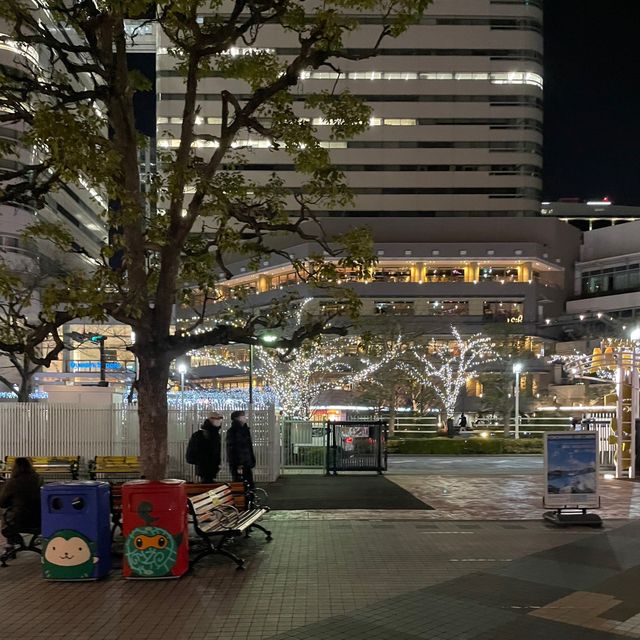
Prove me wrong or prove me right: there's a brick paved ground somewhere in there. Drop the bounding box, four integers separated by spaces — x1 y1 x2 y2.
0 517 636 640
2 471 640 639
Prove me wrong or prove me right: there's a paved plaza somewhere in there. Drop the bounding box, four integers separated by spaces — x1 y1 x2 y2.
2 457 640 639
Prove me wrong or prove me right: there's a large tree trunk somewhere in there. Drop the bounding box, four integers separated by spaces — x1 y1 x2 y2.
17 378 30 402
136 352 171 480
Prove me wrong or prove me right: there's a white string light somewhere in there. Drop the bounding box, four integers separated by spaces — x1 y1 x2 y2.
400 326 495 421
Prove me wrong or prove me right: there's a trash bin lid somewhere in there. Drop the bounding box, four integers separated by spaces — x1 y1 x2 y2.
122 479 185 491
42 481 110 491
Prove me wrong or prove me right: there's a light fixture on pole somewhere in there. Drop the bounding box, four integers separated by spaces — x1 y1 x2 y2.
512 362 523 440
177 362 187 413
249 332 278 408
628 327 640 479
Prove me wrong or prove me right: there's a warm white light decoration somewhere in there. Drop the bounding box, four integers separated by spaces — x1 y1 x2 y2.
202 301 401 419
400 326 495 421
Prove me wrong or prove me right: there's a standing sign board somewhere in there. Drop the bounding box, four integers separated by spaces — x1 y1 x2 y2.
544 431 600 510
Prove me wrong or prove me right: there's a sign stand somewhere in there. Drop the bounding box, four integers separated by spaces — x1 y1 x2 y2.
543 431 603 528
543 503 603 527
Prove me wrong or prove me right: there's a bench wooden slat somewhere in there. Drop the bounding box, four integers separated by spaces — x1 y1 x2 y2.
89 455 141 482
3 456 79 480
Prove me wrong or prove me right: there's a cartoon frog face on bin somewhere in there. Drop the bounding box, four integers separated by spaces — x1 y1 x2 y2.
125 526 179 577
42 530 98 580
124 500 183 578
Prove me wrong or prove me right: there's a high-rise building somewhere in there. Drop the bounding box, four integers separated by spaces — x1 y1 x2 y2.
0 21 107 267
156 0 543 218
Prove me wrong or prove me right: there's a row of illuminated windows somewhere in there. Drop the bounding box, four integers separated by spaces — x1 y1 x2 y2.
297 70 542 89
157 68 542 89
581 265 640 296
158 138 543 153
158 116 542 131
194 15 542 30
158 94 544 109
319 299 524 319
333 266 523 284
158 115 421 127
226 163 542 177
227 265 539 296
157 47 542 63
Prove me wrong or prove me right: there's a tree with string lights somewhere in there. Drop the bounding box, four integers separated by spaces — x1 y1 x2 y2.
202 302 401 418
0 0 427 478
400 327 495 425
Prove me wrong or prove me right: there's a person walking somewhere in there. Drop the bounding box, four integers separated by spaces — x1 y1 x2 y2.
186 412 223 483
226 410 256 488
0 457 42 552
458 413 468 432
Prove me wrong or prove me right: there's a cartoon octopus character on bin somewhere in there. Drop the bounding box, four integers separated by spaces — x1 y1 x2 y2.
125 501 183 577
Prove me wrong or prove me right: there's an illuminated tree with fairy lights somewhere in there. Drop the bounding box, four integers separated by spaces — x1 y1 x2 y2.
203 302 401 419
400 327 495 423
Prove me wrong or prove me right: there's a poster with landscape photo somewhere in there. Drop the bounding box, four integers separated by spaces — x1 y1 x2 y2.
544 432 599 508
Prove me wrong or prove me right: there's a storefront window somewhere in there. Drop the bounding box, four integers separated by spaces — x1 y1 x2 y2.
483 301 523 322
425 300 469 316
425 268 465 283
374 300 414 315
479 267 519 283
372 267 411 283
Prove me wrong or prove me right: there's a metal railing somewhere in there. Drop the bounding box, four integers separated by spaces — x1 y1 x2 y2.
281 415 616 468
0 403 280 482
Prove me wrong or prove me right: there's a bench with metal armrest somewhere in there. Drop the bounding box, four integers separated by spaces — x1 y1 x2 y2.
88 456 142 483
188 484 271 570
1 456 79 481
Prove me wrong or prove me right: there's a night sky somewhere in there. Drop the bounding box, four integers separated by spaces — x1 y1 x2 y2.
544 0 640 205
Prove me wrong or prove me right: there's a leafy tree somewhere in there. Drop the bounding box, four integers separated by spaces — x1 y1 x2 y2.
0 263 70 401
0 0 427 478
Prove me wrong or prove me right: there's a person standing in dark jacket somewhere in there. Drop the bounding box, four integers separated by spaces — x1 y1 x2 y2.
226 410 256 488
186 412 223 483
0 457 42 551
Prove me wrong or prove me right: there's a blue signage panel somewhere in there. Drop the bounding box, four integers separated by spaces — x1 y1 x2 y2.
544 432 599 508
69 361 124 371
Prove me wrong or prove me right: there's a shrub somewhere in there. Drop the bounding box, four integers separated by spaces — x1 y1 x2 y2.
387 437 543 455
387 437 503 455
502 438 543 454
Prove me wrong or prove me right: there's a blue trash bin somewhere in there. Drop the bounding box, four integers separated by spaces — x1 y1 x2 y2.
41 481 111 580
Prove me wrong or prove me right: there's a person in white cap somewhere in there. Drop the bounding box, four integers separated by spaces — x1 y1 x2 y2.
186 412 223 483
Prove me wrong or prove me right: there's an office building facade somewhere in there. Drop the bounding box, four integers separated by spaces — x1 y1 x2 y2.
155 0 543 218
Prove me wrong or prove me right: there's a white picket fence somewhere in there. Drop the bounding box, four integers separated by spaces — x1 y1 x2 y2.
0 403 280 482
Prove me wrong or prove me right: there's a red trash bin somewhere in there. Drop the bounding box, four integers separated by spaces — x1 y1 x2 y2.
122 479 189 579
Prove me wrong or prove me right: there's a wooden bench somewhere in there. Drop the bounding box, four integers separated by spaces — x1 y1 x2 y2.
1 456 79 481
188 485 272 570
109 482 248 538
88 456 142 483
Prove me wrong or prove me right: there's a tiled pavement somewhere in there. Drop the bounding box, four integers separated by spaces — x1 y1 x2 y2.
1 517 639 640
265 474 640 521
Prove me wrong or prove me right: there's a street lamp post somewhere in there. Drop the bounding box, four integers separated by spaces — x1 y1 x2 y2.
177 363 187 413
249 344 254 407
248 333 278 410
513 362 523 440
628 327 640 479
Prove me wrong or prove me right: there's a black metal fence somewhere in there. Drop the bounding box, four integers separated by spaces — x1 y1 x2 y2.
326 420 388 474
